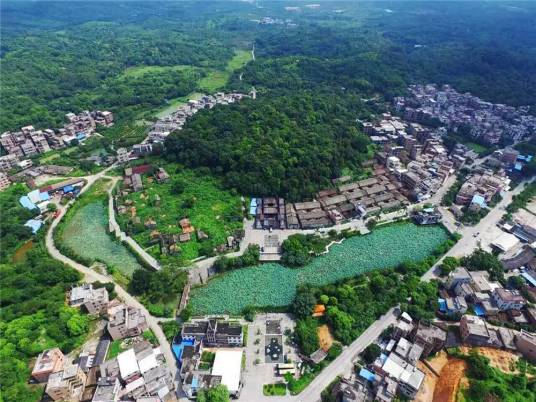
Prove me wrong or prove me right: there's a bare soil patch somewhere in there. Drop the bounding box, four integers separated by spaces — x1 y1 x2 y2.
317 324 334 352
433 357 467 402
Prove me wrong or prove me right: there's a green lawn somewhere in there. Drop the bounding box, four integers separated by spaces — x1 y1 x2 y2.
263 383 287 396
154 49 251 118
116 166 244 266
198 50 252 92
107 339 123 359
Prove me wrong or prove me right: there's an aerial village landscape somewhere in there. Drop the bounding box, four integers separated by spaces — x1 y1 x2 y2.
2 2 536 402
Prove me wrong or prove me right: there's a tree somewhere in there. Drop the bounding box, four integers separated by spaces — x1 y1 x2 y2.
281 234 312 267
196 384 230 402
295 317 320 355
362 343 381 364
366 218 377 231
47 203 57 212
292 286 316 319
462 249 504 282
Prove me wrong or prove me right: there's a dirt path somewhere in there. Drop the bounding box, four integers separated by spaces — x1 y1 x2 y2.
433 357 467 402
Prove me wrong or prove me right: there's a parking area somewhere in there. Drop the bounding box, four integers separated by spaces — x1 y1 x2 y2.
240 313 300 400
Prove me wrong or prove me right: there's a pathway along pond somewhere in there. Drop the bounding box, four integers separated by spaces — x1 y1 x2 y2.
60 202 143 276
190 223 449 315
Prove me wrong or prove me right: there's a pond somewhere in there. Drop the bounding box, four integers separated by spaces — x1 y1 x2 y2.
189 223 449 315
61 202 143 276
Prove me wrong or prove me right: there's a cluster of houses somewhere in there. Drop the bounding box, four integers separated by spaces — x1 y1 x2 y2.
0 111 113 159
173 317 245 399
394 84 536 145
252 169 410 230
329 313 448 402
30 283 175 402
451 167 510 217
16 177 85 233
363 113 457 202
439 267 536 359
146 92 252 144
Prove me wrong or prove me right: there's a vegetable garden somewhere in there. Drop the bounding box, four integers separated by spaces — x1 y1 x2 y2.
189 223 449 314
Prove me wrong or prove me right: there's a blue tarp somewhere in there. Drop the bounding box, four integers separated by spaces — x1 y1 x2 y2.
474 304 485 316
24 219 42 234
514 163 523 171
521 272 536 287
63 185 74 193
19 196 37 210
359 368 376 382
76 133 86 141
438 298 447 312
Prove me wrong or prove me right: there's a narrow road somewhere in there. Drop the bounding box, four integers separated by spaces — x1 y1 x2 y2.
107 180 161 270
45 168 178 378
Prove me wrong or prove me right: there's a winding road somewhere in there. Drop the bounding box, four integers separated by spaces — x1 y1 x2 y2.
44 167 178 380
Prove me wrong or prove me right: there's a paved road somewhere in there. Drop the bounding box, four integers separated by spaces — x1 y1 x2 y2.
44 168 178 379
422 181 527 281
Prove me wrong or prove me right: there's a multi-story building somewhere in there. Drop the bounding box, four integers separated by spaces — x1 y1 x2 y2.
69 284 109 315
181 318 244 347
107 304 148 340
459 314 502 347
31 348 66 383
116 147 130 164
410 322 447 357
0 154 19 172
515 330 536 363
491 288 526 311
45 363 87 401
0 172 11 191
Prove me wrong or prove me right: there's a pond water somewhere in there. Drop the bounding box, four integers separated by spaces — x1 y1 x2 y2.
190 223 449 314
61 202 143 276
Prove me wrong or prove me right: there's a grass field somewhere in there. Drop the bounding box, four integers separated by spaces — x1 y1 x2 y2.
198 50 252 92
116 166 243 266
190 223 449 314
155 49 252 118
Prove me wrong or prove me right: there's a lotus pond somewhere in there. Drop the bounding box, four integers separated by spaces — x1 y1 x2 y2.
61 202 143 276
189 223 449 314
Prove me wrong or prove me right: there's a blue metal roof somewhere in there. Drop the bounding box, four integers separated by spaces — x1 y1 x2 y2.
438 298 447 312
19 196 37 210
514 163 523 171
521 272 536 287
359 368 376 382
24 219 42 234
63 185 74 193
40 192 50 201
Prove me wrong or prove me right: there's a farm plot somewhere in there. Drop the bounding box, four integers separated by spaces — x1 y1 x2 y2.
189 223 449 314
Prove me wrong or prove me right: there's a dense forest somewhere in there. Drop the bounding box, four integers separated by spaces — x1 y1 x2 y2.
165 91 371 200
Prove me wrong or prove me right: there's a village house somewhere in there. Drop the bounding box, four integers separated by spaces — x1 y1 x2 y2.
459 315 502 347
107 304 148 340
491 288 526 311
91 377 121 402
45 363 87 402
515 330 536 363
255 197 286 229
31 348 66 383
69 284 109 315
116 147 130 164
154 167 170 183
181 318 243 347
99 341 174 400
410 322 447 357
0 172 11 191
